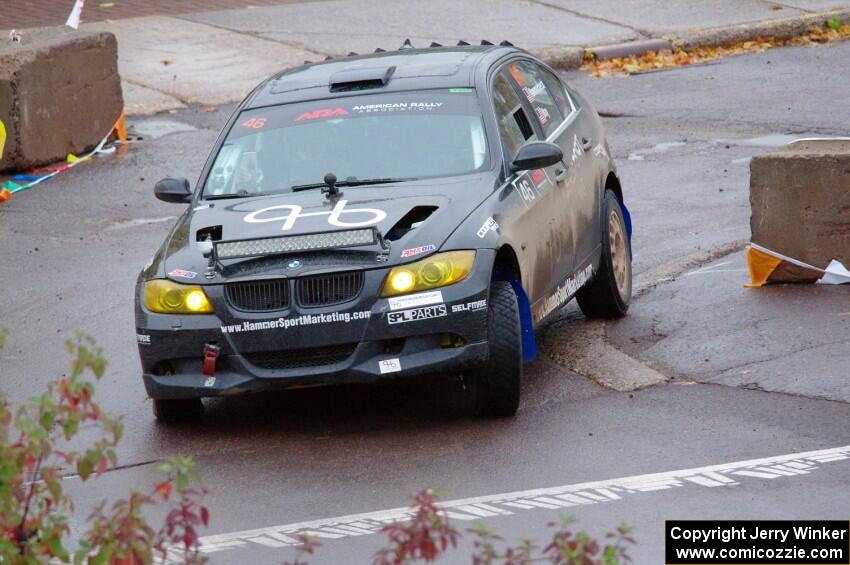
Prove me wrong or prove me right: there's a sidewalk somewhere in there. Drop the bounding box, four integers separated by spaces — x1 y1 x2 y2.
12 0 839 115
608 250 850 403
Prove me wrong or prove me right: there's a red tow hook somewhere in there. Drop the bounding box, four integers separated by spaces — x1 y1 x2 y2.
203 343 220 376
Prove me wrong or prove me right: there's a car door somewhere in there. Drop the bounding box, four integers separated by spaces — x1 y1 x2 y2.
505 60 591 289
490 68 558 304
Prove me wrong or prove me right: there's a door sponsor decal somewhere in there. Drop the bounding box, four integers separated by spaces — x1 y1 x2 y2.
571 135 583 163
244 199 387 231
387 304 447 325
400 244 436 258
512 169 550 207
476 216 499 238
387 290 443 311
379 358 402 374
220 310 370 334
451 299 487 313
593 144 608 159
534 264 593 322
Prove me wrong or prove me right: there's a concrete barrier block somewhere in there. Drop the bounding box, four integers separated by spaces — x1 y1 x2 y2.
750 140 850 268
0 26 123 172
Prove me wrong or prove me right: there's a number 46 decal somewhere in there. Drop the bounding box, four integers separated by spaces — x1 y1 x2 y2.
241 117 267 129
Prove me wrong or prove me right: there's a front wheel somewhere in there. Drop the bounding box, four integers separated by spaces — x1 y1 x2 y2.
471 281 522 418
576 190 632 318
152 397 204 423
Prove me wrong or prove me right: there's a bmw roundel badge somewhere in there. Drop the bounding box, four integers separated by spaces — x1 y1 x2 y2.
287 259 302 270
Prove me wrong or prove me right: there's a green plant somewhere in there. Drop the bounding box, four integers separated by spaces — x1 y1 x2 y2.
827 17 842 31
0 333 209 564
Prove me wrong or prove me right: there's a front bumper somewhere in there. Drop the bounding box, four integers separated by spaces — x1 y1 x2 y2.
136 250 494 399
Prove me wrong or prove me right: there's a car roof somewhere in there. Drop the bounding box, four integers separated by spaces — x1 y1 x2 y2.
245 44 524 109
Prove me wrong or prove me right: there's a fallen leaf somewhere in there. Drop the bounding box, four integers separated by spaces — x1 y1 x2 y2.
100 2 115 7
161 59 172 66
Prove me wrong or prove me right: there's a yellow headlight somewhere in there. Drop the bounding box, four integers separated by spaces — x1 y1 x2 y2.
381 250 475 297
143 280 214 314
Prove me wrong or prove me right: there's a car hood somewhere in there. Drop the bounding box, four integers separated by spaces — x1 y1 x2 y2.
158 173 496 282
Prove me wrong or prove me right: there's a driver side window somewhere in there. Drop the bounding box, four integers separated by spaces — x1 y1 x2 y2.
492 71 536 161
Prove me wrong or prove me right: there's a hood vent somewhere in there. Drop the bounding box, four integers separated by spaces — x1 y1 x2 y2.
196 225 222 242
385 206 438 241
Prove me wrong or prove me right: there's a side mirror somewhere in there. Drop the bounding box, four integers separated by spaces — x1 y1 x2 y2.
154 177 193 204
510 141 564 172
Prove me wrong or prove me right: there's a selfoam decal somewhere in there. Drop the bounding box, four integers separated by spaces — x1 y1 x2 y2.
451 299 487 313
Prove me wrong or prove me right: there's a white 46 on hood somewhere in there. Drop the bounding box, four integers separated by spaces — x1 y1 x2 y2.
244 199 387 231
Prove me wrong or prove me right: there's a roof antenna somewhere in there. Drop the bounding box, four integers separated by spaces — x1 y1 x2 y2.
499 40 514 46
457 40 470 46
374 47 386 53
348 51 358 56
400 38 414 50
429 42 442 48
480 40 493 45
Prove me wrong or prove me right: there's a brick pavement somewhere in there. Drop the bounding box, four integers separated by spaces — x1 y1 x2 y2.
0 0 313 29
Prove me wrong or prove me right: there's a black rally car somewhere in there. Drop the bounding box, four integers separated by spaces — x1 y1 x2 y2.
136 41 632 422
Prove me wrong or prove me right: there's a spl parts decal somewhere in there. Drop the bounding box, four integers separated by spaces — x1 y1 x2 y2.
451 299 486 313
168 269 197 279
400 244 436 258
379 358 401 374
477 216 499 239
387 304 447 325
136 333 151 346
245 199 387 232
534 264 594 323
387 290 443 311
220 310 370 334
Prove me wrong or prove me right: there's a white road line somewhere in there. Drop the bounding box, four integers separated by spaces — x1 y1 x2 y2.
195 445 850 557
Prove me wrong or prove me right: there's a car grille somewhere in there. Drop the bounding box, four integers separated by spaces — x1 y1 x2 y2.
225 279 290 312
244 343 358 370
296 271 364 307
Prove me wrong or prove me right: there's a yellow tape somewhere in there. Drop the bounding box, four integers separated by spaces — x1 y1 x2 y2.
0 119 6 160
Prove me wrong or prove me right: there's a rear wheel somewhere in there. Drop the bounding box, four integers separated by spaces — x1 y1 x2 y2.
576 189 632 318
471 281 522 418
152 397 204 423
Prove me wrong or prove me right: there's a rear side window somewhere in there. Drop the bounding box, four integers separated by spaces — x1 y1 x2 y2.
539 67 575 117
507 61 565 137
493 72 536 160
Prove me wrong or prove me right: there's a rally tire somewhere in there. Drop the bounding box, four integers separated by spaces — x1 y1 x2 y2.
472 281 522 418
152 397 204 423
576 190 632 319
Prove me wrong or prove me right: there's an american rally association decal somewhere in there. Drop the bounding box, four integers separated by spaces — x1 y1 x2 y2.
534 264 593 322
221 310 370 334
387 304 447 325
451 299 486 313
352 102 443 113
244 199 387 232
400 244 437 258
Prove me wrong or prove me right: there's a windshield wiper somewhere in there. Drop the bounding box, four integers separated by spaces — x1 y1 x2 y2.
205 190 252 200
291 178 407 192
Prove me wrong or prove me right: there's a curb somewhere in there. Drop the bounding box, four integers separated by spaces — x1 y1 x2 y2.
535 7 850 71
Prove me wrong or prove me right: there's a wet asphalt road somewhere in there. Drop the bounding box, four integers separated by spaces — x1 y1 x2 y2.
1 41 850 563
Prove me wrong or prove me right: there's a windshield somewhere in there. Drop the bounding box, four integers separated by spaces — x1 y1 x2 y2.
203 89 489 198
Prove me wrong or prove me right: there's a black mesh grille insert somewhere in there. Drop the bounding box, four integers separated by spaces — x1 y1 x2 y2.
296 271 364 307
244 343 358 370
225 279 289 312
